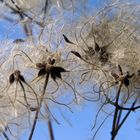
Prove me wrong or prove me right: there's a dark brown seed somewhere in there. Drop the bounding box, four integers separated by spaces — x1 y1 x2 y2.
38 68 46 76
48 58 55 65
52 67 67 73
95 42 100 52
124 78 129 87
118 65 123 75
19 75 25 82
51 67 68 81
100 46 106 55
51 72 61 81
71 51 82 59
9 73 15 84
63 34 75 44
30 107 38 111
51 59 55 65
126 73 135 79
99 52 109 63
13 38 25 43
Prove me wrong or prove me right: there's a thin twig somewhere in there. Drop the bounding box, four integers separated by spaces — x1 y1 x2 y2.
28 74 49 140
111 82 123 140
115 99 137 135
2 131 10 140
92 111 113 140
48 118 55 140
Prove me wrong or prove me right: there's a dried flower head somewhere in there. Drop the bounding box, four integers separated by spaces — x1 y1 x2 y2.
62 1 140 104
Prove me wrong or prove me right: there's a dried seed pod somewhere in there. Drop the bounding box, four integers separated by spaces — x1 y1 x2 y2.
95 42 100 52
9 73 15 84
63 34 75 44
19 75 25 82
9 70 26 83
126 73 135 78
52 67 67 73
51 59 55 65
118 65 123 75
14 70 21 75
48 58 55 65
38 68 46 76
45 64 53 74
99 52 109 63
13 38 25 43
51 71 61 81
51 67 68 81
71 51 82 59
30 107 38 111
13 70 20 81
100 46 107 55
124 77 129 87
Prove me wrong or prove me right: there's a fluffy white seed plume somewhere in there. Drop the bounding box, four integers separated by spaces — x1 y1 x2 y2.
63 0 140 102
0 38 78 138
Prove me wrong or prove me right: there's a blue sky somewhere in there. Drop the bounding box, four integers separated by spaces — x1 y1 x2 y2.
19 101 140 140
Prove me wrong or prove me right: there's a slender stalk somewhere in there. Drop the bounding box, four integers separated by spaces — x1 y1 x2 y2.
45 103 55 140
116 100 124 128
28 74 49 140
111 82 123 140
2 132 10 140
19 81 30 108
115 99 137 134
48 119 55 140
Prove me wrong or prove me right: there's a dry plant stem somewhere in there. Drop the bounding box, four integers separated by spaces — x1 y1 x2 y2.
45 102 55 140
28 74 49 140
4 2 42 26
19 81 30 107
116 109 122 129
115 99 137 135
10 0 32 37
43 0 48 21
2 132 10 140
106 97 140 111
111 82 123 140
48 118 55 140
116 100 124 128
